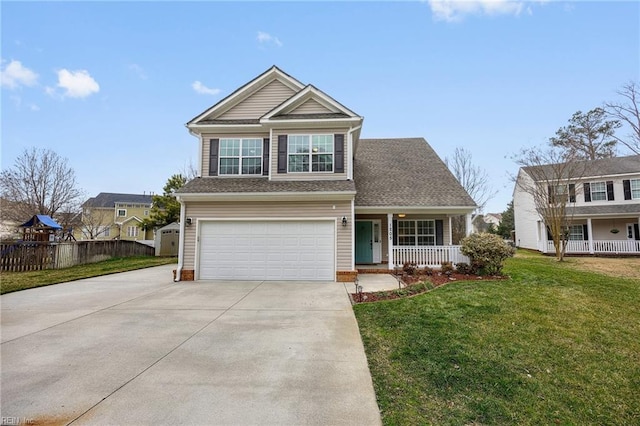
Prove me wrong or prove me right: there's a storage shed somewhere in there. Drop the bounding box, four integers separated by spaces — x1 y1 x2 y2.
154 222 180 256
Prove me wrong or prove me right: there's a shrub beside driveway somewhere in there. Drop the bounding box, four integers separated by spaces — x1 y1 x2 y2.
1 256 176 294
354 252 640 425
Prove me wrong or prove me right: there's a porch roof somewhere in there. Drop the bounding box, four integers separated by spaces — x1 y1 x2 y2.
176 176 356 194
568 203 640 217
354 138 477 210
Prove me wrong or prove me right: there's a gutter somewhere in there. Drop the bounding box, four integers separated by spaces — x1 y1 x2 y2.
174 198 187 282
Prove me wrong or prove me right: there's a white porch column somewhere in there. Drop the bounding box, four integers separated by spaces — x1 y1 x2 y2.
387 213 393 270
448 216 453 245
587 217 594 254
465 213 472 237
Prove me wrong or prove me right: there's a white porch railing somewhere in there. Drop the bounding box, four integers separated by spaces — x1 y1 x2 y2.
544 240 640 254
392 245 469 268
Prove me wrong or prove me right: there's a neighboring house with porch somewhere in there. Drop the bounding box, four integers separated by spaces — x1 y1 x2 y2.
77 193 154 241
174 66 476 282
513 154 640 255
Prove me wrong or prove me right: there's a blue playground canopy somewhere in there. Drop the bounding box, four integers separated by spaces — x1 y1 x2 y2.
19 215 63 230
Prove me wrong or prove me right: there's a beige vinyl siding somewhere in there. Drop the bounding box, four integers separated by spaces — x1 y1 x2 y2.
218 80 297 120
200 132 269 177
183 200 353 272
271 128 349 181
289 99 335 115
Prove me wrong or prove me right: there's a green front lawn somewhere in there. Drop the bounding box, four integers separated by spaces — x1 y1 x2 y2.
354 252 640 425
1 256 177 294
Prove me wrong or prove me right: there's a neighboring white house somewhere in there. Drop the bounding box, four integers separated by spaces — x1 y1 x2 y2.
513 154 640 255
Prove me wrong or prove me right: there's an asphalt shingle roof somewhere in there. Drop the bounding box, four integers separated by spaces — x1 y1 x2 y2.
354 138 477 207
177 177 356 194
83 193 153 208
570 203 640 216
523 154 640 179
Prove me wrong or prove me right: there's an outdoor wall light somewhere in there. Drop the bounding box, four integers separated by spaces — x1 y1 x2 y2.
186 217 193 226
398 213 406 218
341 216 348 227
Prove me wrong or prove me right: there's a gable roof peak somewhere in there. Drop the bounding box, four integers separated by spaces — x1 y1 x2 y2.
187 66 306 126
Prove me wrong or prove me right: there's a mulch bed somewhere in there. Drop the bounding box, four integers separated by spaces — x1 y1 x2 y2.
351 272 508 303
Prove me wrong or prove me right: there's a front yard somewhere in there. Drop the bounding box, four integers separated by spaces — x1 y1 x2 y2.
354 251 640 425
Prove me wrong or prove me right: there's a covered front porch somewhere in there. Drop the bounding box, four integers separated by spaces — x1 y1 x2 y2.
354 210 473 269
536 215 640 255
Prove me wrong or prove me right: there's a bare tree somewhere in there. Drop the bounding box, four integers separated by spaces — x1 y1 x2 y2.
604 81 640 154
80 207 112 240
0 148 83 221
550 108 621 160
513 147 587 261
446 147 496 243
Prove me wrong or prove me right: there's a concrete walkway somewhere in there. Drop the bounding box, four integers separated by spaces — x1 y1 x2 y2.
349 273 402 293
1 266 381 425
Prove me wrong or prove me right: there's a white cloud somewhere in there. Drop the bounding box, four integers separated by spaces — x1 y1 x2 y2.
257 31 283 47
192 80 221 96
128 63 147 80
428 0 529 22
55 69 100 98
1 59 39 89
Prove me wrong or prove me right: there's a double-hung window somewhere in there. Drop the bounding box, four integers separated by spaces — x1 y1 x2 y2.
568 225 584 241
219 138 262 175
288 135 334 172
550 185 568 203
590 182 607 201
632 179 640 199
398 220 436 246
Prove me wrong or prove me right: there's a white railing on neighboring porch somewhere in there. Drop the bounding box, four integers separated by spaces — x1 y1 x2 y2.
392 245 469 268
544 240 640 254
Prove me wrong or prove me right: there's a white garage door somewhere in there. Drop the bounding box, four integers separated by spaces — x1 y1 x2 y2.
198 221 335 281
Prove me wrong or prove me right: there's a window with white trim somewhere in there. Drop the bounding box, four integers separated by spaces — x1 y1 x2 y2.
288 135 333 173
568 225 584 241
550 185 568 203
102 226 110 237
117 209 126 217
590 182 607 201
127 226 139 237
632 179 640 199
219 138 262 175
398 220 436 246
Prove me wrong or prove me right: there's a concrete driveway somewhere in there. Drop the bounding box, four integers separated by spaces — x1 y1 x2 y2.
1 266 381 425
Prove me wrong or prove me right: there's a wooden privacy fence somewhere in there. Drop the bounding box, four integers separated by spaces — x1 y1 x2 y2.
0 240 155 272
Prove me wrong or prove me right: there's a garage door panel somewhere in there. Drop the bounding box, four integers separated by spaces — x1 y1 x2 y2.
198 221 335 281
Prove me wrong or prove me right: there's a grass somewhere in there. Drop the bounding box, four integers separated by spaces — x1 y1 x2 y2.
354 251 640 425
1 256 177 294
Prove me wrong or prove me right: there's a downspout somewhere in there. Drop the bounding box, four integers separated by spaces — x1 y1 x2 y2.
174 197 187 282
187 126 202 177
346 125 362 181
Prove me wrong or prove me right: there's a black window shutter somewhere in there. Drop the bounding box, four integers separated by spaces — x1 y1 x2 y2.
606 181 614 201
435 220 444 245
547 226 553 242
277 135 287 174
334 134 344 173
392 220 398 246
623 180 632 200
209 139 219 176
634 224 640 241
584 183 591 202
262 138 269 176
569 184 576 203
583 224 589 241
548 185 553 204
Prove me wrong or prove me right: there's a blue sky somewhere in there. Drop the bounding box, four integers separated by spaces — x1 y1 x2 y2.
2 1 638 214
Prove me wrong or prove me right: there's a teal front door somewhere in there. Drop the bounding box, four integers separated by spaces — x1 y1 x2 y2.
355 221 373 264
